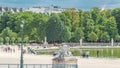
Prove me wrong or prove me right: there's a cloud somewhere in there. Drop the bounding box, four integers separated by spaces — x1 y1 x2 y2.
107 3 120 9
104 0 120 9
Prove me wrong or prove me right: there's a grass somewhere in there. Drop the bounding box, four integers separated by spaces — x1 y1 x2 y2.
36 49 59 55
36 48 120 58
71 48 120 58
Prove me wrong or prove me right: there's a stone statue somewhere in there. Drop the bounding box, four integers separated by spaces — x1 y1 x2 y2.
52 44 77 65
43 36 48 48
53 44 72 60
61 44 72 57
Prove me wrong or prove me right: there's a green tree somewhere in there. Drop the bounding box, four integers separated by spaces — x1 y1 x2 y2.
84 19 94 40
78 9 84 27
102 17 118 38
94 25 102 41
35 13 49 42
91 7 101 24
100 32 110 42
60 26 71 42
87 31 98 42
0 11 13 32
1 27 12 39
115 35 120 42
11 37 15 45
24 36 29 44
59 13 71 42
17 37 22 44
5 37 10 45
71 28 84 42
29 28 39 42
112 8 120 34
0 37 3 45
46 14 63 43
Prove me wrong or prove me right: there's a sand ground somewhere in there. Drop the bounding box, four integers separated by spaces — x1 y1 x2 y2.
0 52 120 68
0 46 120 68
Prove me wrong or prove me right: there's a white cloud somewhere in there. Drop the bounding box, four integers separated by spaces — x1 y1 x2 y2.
107 3 120 9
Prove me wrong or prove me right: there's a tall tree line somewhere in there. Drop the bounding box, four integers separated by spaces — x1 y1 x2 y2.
0 7 120 44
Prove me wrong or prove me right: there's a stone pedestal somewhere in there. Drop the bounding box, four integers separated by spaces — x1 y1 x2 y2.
52 57 77 68
52 44 78 68
52 57 77 64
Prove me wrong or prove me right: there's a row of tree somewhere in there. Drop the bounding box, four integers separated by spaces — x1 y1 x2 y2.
0 7 120 44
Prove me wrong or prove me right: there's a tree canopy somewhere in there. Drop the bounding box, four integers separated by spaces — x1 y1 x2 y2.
0 7 120 44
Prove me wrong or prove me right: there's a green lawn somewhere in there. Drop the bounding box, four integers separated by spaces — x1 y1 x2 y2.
36 48 120 58
71 48 120 58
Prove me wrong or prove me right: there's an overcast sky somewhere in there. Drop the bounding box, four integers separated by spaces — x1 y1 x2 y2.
0 0 120 10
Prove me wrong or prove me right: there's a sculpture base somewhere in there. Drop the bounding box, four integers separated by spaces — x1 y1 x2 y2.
52 57 77 68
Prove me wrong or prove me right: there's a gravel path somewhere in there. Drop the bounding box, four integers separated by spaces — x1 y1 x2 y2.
0 52 120 68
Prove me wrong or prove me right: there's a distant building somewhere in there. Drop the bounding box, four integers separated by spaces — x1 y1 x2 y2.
0 6 23 14
0 6 78 14
24 6 65 14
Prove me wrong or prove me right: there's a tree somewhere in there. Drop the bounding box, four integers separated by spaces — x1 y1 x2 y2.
60 26 71 42
84 19 95 40
59 13 71 42
11 37 15 45
0 11 13 32
46 14 64 43
91 7 101 24
5 37 10 45
94 25 102 41
112 8 120 34
71 28 84 42
17 37 22 44
24 36 29 44
115 35 120 42
1 27 17 44
78 9 84 27
29 28 39 42
0 37 3 45
1 27 12 39
36 13 49 42
102 16 118 38
0 8 120 43
100 32 110 42
87 31 98 42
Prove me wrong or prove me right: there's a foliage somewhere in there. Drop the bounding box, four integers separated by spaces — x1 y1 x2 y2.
11 37 15 44
100 32 110 42
5 37 10 44
46 14 64 43
0 37 3 43
24 36 29 43
71 28 84 42
115 35 120 42
87 31 98 42
17 37 22 43
112 8 120 34
0 7 120 43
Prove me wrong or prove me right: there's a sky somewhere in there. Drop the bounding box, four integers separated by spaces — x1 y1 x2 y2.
0 0 120 10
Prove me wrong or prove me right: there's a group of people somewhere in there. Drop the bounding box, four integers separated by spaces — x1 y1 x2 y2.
0 45 37 55
81 51 90 58
0 46 15 53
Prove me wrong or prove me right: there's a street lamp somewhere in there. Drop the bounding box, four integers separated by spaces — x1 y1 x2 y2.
20 20 24 68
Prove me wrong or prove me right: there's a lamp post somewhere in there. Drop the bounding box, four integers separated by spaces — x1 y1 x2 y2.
20 20 24 68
